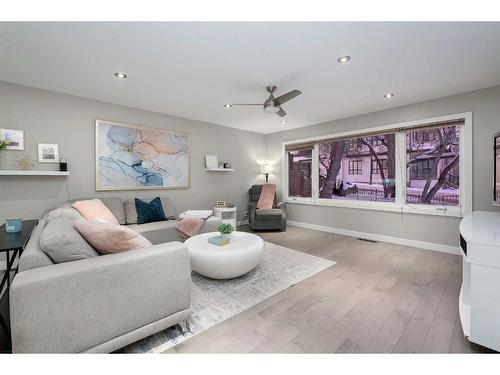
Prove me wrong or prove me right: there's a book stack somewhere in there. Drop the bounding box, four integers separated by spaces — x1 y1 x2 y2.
208 235 230 246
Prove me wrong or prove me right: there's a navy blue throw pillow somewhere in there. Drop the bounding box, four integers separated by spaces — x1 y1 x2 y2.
135 197 167 225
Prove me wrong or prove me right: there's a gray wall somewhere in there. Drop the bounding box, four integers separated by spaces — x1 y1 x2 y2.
266 85 500 247
0 81 267 225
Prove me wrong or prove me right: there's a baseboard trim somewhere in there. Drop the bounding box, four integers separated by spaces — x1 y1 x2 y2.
288 220 460 255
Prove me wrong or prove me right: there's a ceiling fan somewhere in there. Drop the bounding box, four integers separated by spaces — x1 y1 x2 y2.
227 86 302 117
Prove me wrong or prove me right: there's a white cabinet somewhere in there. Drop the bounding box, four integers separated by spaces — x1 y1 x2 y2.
459 211 500 351
213 206 237 229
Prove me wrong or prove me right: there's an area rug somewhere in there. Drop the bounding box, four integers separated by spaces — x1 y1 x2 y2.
119 242 335 353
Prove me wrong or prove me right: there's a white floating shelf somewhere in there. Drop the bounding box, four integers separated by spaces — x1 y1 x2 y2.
204 168 235 172
0 170 70 176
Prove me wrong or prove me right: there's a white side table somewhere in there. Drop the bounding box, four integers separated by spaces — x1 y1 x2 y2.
213 206 237 229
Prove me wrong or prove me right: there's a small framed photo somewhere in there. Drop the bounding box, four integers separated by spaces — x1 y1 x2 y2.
0 128 24 150
38 143 60 163
216 200 226 208
205 154 218 169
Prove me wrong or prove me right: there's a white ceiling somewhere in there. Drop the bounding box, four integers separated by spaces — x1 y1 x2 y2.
1 22 500 134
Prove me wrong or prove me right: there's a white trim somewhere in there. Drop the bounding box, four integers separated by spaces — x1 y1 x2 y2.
282 112 472 218
288 220 460 255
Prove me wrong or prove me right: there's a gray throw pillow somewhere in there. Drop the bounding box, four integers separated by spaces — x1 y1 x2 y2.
39 215 99 263
46 207 82 223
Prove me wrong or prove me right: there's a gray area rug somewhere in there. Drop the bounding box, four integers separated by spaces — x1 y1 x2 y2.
119 242 335 353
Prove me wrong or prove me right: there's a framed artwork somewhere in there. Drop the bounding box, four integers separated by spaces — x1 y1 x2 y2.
95 119 191 191
0 128 24 150
38 143 60 163
216 200 226 208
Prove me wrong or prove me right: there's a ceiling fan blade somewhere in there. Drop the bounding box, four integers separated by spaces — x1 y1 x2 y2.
275 89 302 105
231 103 263 106
276 107 286 117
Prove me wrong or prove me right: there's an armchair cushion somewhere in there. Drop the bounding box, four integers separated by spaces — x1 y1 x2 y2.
255 209 283 220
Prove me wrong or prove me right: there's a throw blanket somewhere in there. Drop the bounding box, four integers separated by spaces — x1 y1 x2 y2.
177 217 206 240
257 183 276 209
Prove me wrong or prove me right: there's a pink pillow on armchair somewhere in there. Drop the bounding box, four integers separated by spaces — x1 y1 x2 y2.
72 199 119 225
257 183 277 209
73 219 152 255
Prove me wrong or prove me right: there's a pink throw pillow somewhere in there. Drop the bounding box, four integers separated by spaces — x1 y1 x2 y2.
73 219 152 255
73 199 119 225
257 183 277 209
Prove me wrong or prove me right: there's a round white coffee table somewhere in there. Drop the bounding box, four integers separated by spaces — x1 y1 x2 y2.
185 231 264 279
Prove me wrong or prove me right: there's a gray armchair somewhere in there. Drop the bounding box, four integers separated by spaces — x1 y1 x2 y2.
248 185 286 231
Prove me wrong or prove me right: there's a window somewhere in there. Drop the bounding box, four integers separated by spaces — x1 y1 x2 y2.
406 125 460 206
348 160 362 174
371 158 388 174
318 133 396 203
411 159 435 179
287 148 312 198
283 113 470 217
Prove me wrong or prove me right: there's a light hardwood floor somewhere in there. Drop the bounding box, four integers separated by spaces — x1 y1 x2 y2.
168 226 494 354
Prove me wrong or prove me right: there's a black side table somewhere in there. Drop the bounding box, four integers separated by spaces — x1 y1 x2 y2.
0 219 38 350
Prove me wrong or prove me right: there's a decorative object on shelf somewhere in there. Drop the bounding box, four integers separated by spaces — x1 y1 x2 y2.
217 223 235 239
38 143 60 163
207 235 230 246
216 200 226 208
225 202 235 208
205 154 218 169
59 157 68 172
224 162 231 169
218 162 225 169
5 218 23 233
0 128 24 151
16 154 35 170
95 120 190 191
261 163 273 183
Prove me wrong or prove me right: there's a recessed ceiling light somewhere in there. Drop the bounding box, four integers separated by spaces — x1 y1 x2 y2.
224 104 232 108
114 72 127 79
337 55 351 64
384 93 395 99
282 120 287 124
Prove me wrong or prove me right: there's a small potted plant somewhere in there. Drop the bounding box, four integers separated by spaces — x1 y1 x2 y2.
0 139 10 168
217 223 235 239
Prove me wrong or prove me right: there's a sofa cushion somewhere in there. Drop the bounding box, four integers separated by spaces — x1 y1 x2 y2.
256 208 283 220
74 219 152 255
73 199 120 225
46 207 82 222
125 197 176 224
135 197 167 224
99 198 126 225
18 217 54 272
39 215 99 263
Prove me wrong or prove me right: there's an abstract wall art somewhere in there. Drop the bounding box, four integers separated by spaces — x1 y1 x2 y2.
95 120 190 191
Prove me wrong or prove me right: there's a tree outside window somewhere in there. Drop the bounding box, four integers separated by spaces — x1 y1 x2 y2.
406 126 460 205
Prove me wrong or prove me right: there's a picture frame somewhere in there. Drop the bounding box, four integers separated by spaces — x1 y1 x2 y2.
38 143 60 163
0 128 24 151
205 154 219 169
216 200 226 208
95 119 191 191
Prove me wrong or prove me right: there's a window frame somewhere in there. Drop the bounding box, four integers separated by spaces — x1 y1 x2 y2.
282 112 472 217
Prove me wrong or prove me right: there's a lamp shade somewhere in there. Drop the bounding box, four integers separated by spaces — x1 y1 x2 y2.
261 164 273 174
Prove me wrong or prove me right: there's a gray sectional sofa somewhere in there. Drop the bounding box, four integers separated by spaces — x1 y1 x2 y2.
9 197 221 353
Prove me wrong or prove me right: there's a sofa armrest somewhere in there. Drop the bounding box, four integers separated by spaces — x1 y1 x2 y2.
10 242 192 353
